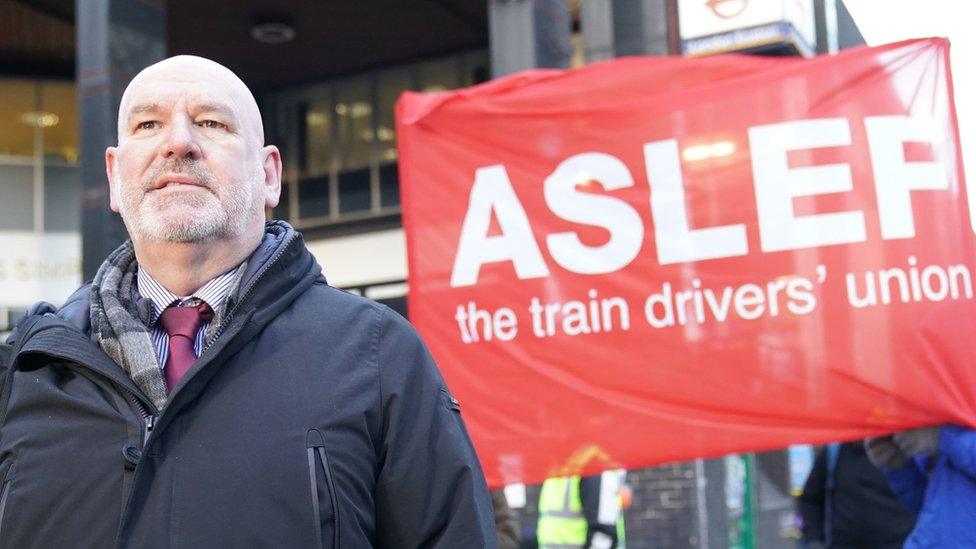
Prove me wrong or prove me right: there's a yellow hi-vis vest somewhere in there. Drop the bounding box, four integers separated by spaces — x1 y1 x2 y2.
537 475 626 549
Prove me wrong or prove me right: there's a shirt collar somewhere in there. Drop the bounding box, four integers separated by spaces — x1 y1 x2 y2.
137 267 238 325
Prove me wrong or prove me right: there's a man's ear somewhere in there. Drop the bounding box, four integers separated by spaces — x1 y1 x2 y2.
105 147 121 213
261 145 283 209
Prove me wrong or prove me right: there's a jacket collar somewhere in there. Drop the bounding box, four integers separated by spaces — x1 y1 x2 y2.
10 221 324 368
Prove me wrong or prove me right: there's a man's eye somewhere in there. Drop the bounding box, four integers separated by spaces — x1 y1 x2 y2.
136 121 157 130
199 120 227 129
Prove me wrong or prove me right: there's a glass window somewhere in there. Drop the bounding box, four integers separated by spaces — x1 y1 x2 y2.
299 176 330 219
379 162 400 208
0 79 79 234
0 81 37 157
338 167 371 214
303 99 333 178
44 166 80 231
0 165 34 229
260 49 487 227
41 82 78 164
418 57 460 92
462 51 490 86
377 69 411 210
296 99 334 219
335 79 373 215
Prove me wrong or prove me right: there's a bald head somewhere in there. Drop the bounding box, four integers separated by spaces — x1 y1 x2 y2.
105 54 282 257
118 55 264 148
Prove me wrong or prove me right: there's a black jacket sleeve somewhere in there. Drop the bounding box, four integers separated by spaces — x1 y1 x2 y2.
579 474 620 548
799 448 828 543
372 307 497 548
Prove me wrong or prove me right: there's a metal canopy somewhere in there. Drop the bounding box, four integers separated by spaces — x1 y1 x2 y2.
4 0 489 91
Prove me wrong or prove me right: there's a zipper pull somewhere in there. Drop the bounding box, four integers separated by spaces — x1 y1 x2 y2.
144 415 157 447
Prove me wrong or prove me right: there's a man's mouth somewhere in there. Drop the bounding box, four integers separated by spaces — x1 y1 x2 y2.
152 175 204 190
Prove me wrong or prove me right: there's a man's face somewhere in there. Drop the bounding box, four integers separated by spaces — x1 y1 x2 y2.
106 59 279 244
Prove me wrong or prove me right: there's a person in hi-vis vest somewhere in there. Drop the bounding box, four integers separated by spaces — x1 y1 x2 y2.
537 469 628 548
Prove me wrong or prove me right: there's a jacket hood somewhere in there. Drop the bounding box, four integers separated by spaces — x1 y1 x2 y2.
229 220 326 328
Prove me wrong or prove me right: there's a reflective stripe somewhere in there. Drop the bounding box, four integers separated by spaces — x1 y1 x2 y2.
539 476 587 546
540 510 586 519
539 476 583 515
539 473 628 548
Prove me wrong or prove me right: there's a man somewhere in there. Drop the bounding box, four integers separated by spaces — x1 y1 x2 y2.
798 441 914 548
865 425 976 548
0 56 495 547
536 470 627 549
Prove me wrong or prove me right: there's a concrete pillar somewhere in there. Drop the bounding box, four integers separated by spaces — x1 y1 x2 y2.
578 0 675 66
580 0 615 63
77 0 165 279
815 0 864 55
489 0 572 78
612 0 673 57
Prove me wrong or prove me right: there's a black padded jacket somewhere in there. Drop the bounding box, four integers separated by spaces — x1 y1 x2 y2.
0 221 496 548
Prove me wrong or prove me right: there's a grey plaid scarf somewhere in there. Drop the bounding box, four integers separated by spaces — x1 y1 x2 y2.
90 242 248 411
90 241 169 410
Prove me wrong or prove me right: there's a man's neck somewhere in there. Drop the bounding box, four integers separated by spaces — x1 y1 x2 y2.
131 230 262 297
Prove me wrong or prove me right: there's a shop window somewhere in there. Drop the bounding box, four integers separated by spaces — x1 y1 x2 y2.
262 49 486 229
338 167 371 214
379 163 400 208
41 82 77 163
0 166 33 230
44 166 79 231
0 81 36 157
377 69 411 210
302 100 333 178
0 79 79 233
299 175 330 219
418 57 460 92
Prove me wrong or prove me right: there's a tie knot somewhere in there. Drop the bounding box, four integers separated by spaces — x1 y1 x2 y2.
159 301 213 339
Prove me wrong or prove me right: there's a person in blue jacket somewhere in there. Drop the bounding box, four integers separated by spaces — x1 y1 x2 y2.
865 425 976 548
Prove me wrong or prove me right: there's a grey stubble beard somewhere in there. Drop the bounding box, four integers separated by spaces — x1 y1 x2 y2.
117 158 260 244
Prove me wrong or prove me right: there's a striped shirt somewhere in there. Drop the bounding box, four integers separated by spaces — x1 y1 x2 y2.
137 268 238 369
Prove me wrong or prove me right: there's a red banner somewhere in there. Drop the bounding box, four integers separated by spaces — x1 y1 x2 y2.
396 38 976 489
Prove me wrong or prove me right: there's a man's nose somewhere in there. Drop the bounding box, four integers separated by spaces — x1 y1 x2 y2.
162 118 202 160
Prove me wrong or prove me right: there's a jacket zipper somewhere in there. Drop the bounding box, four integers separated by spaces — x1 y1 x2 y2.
125 392 157 447
117 230 301 544
141 230 298 450
306 429 340 548
202 229 299 355
306 448 324 548
316 446 340 548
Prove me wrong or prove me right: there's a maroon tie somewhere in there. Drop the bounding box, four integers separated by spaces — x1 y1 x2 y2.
160 301 213 392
